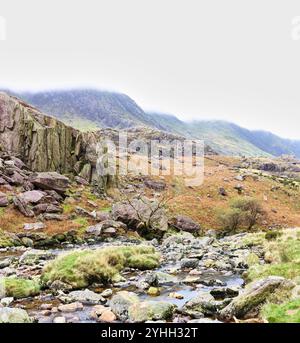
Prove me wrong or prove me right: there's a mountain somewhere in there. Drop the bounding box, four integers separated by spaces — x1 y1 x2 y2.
4 89 300 158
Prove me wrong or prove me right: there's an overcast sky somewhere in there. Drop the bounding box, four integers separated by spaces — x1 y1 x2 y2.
0 0 300 139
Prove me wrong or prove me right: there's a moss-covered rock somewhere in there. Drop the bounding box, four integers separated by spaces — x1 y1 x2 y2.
41 245 160 289
0 307 31 323
110 291 140 321
0 229 21 248
219 276 295 321
0 277 41 299
128 301 176 322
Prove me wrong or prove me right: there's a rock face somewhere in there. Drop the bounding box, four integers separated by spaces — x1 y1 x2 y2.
0 92 112 189
219 276 295 320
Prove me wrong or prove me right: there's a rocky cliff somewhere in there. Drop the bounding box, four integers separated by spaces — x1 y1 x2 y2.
0 92 111 190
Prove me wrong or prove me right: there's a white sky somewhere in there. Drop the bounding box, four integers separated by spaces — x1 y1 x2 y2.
0 0 300 139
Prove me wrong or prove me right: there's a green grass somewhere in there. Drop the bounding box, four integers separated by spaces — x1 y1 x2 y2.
41 245 160 289
246 233 300 281
262 299 300 323
73 217 89 227
1 277 41 299
62 203 73 214
247 262 300 281
0 229 16 248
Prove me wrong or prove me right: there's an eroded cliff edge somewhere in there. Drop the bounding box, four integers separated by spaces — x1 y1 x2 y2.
0 92 111 190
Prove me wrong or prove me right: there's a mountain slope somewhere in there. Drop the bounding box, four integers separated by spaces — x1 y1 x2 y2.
4 89 300 158
3 89 151 130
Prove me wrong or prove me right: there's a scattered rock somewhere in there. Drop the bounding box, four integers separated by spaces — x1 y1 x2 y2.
58 302 84 313
23 222 45 231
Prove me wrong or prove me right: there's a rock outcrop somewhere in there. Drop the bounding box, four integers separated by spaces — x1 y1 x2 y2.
0 92 112 190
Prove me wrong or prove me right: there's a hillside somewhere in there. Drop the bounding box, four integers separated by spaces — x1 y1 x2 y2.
4 89 300 158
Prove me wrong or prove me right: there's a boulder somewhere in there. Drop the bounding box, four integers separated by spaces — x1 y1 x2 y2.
19 249 54 265
180 258 199 269
109 291 140 321
30 172 70 194
219 276 295 320
169 215 200 233
128 301 176 322
0 307 31 323
144 179 166 191
144 271 177 286
182 291 218 317
20 190 46 204
64 289 105 305
112 197 168 232
0 192 8 207
13 195 34 217
23 222 45 231
33 203 62 215
58 302 84 313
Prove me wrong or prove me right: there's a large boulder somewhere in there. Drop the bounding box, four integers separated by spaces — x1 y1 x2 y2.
30 172 70 194
128 301 176 322
182 291 218 317
13 195 34 217
110 291 140 321
0 307 31 323
219 276 295 320
112 197 168 233
19 190 46 204
169 215 201 233
63 289 105 305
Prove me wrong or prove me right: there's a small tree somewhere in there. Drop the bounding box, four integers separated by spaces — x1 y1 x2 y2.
217 197 263 235
231 197 264 230
217 207 243 234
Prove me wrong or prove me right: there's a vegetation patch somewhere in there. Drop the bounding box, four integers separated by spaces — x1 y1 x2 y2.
1 277 41 299
261 299 300 323
217 197 263 235
247 234 300 281
0 229 20 248
42 245 160 289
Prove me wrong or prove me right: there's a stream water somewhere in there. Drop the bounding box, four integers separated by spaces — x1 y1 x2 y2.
0 242 245 323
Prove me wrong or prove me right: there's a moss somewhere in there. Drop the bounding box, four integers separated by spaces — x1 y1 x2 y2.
265 231 281 241
246 252 260 266
73 217 89 228
42 245 160 289
127 254 160 270
62 203 73 214
1 277 41 299
247 262 300 281
261 299 300 323
0 229 18 248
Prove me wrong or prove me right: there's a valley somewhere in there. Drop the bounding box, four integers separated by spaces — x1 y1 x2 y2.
0 91 300 324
